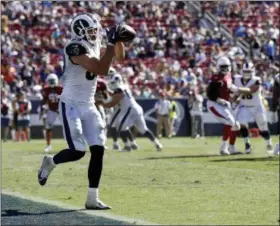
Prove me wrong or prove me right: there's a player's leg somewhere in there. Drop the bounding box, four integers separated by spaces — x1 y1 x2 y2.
208 102 240 155
127 127 138 150
236 106 252 153
117 108 134 151
254 107 273 152
24 119 31 142
156 115 164 138
198 115 205 138
109 108 121 150
38 102 86 186
17 120 24 142
134 109 162 151
44 110 58 152
82 106 110 209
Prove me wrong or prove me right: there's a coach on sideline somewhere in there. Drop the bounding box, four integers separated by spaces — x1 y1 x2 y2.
155 92 171 138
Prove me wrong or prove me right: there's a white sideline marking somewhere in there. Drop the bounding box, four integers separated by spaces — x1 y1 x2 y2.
2 190 158 225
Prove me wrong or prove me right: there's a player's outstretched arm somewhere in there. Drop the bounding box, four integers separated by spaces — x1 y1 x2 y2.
102 93 124 108
71 45 115 75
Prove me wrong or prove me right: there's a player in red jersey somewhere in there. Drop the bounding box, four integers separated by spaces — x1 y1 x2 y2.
207 57 253 155
95 78 109 122
41 73 63 152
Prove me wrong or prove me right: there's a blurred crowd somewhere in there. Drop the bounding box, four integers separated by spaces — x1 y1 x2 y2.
1 1 279 101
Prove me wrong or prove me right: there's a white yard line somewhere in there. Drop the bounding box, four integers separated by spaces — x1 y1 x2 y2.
2 190 159 225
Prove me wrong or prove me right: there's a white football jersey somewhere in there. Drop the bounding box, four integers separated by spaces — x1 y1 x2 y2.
234 75 263 107
114 85 139 110
60 38 101 104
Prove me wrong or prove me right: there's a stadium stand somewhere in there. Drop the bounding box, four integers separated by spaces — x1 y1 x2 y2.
1 1 279 99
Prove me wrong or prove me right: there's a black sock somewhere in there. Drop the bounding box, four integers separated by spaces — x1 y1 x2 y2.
120 131 128 143
260 130 270 140
127 129 135 142
240 127 249 139
144 130 156 142
53 149 85 165
111 127 118 142
88 145 104 188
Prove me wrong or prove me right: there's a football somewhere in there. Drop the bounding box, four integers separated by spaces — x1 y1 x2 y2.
117 24 137 42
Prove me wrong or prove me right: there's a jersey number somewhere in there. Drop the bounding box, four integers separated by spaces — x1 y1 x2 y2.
85 71 97 80
242 94 253 100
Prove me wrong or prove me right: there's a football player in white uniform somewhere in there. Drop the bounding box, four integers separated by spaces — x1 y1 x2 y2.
105 68 138 151
99 70 163 152
37 13 136 210
234 62 273 154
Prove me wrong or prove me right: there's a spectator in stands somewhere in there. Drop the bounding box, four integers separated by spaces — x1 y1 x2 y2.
264 39 276 62
1 89 12 141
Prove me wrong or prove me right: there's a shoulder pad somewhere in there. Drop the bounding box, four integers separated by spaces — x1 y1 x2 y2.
65 42 88 57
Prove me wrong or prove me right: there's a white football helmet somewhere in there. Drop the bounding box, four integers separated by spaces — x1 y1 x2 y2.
70 13 101 45
216 56 231 75
108 73 124 91
242 61 255 80
46 73 58 87
108 67 117 78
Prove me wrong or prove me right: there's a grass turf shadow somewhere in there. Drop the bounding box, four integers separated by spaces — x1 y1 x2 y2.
142 154 221 160
1 208 85 217
210 156 279 162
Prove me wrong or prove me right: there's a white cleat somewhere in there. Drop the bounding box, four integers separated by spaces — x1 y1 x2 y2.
38 156 56 186
85 199 111 210
220 143 230 155
229 146 243 155
266 144 274 153
156 143 163 152
112 143 120 151
120 145 132 152
245 143 252 154
273 144 279 155
44 145 52 153
131 143 139 150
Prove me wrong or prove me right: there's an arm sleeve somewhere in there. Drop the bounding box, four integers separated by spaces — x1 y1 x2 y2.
207 81 221 101
65 42 88 57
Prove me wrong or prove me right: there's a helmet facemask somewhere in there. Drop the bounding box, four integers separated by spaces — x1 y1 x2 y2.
242 69 254 80
48 78 58 87
219 65 231 75
85 27 100 45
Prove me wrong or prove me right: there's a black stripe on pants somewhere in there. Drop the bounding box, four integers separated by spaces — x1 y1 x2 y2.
118 107 131 132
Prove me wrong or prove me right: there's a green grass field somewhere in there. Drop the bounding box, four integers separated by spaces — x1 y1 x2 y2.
2 137 279 225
